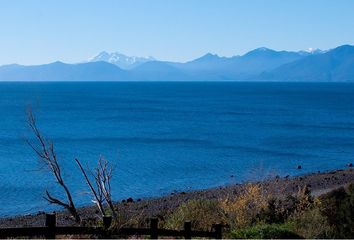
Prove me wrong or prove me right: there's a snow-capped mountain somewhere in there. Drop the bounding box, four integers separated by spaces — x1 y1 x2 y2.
89 51 155 69
298 48 326 56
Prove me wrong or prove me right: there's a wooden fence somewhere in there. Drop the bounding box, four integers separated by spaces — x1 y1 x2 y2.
0 213 223 239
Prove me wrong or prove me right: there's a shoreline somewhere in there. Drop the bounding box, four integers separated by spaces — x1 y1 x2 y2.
1 167 353 228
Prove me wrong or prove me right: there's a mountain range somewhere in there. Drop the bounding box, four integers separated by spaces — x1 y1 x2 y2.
0 45 353 81
88 51 155 69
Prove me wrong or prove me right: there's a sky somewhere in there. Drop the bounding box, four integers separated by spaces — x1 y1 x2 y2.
0 0 353 65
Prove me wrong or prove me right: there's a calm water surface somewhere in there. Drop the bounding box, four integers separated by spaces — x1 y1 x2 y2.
1 82 354 216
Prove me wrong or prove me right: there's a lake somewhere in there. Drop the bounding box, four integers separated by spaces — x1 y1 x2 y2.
1 81 354 216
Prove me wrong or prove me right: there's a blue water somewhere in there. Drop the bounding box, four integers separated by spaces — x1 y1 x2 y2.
1 82 354 217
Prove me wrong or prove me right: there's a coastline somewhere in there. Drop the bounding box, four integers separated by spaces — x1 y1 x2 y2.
1 167 353 228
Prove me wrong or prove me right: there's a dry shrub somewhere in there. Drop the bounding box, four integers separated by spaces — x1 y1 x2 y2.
163 199 224 231
295 184 313 213
220 183 270 229
287 184 354 238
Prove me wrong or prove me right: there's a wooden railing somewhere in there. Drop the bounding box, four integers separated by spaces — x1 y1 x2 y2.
0 213 223 239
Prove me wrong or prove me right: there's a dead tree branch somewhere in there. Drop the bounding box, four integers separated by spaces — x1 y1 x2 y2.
75 158 106 217
26 108 80 223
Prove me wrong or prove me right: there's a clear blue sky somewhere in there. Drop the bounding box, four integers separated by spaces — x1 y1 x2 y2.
0 0 353 65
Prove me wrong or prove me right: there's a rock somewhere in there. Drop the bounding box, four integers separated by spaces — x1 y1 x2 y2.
348 163 353 167
137 198 142 202
127 197 134 203
297 165 302 169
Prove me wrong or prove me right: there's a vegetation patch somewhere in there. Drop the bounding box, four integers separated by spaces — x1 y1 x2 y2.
230 224 302 239
164 199 224 231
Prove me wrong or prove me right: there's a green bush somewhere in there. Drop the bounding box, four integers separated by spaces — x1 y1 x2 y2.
317 183 354 238
230 224 302 239
289 207 332 238
163 199 224 231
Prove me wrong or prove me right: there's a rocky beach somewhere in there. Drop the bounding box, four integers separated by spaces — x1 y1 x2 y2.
1 167 353 228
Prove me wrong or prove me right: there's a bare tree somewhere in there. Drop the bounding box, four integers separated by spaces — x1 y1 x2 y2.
26 108 80 223
75 157 117 218
95 157 117 218
75 158 106 217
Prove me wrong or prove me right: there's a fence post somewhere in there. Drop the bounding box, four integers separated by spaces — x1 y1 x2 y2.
150 218 158 239
213 224 222 239
184 221 191 239
102 216 112 238
103 216 112 229
45 213 56 239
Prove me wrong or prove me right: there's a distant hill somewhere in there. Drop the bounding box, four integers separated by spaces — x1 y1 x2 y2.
169 48 306 80
0 45 353 81
260 45 354 81
0 61 127 81
129 61 190 81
